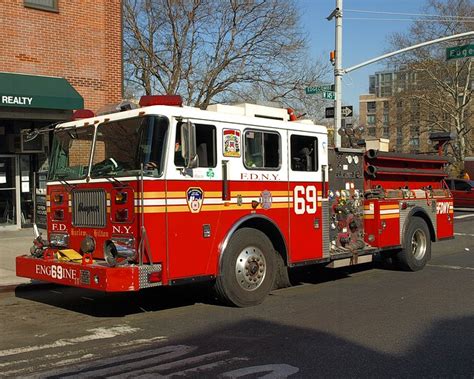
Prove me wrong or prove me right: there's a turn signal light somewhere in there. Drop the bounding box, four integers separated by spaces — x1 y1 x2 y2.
53 209 64 220
148 271 162 283
115 208 129 222
53 194 64 204
115 191 128 204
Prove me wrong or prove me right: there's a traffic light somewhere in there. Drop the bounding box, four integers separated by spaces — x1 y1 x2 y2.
330 50 336 65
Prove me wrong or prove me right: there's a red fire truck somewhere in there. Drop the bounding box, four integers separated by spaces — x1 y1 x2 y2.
16 96 454 307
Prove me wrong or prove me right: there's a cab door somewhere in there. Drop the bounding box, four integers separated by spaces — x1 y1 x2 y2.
287 131 328 263
165 120 221 281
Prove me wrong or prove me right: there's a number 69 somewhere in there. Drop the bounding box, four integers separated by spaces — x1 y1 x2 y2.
294 185 317 215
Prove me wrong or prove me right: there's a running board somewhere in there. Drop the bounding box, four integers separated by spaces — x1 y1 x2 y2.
327 254 372 268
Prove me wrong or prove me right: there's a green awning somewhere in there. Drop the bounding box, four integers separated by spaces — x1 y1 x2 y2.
0 72 84 110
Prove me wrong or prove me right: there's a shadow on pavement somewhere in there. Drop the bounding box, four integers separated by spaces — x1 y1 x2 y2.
15 264 379 318
30 315 474 378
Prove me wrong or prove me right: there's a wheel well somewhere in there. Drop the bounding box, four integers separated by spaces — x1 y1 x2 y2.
238 217 288 265
410 211 436 242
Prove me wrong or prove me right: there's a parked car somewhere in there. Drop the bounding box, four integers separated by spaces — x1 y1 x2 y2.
445 178 474 208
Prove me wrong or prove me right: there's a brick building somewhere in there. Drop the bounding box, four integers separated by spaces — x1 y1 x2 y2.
359 70 473 157
0 0 122 229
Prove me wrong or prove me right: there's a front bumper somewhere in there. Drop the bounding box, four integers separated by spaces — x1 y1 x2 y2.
16 255 162 292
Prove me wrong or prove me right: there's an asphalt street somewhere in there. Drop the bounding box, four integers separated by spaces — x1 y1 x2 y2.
0 213 473 378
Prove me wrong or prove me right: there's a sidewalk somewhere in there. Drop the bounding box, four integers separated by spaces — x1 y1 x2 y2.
0 228 39 288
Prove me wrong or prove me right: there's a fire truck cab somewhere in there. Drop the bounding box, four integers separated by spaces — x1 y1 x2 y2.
16 96 454 307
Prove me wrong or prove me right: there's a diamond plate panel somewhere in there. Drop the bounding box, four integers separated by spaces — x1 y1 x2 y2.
139 264 163 289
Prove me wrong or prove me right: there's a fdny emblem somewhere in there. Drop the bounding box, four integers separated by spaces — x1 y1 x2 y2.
260 190 272 210
187 188 204 213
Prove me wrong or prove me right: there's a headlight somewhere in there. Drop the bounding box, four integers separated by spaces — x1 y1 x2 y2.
49 233 69 248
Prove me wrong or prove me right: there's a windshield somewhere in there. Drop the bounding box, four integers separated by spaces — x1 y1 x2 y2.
49 126 95 180
91 115 169 178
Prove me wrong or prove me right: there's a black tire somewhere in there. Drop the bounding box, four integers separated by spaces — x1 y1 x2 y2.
273 251 291 290
215 228 276 307
395 217 431 271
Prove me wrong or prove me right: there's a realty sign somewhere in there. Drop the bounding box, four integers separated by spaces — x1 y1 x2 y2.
446 44 474 61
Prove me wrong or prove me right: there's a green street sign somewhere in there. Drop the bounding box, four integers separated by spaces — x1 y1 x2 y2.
305 85 334 94
322 91 336 100
446 44 474 61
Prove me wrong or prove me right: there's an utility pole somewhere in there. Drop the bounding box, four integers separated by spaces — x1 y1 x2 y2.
328 0 343 148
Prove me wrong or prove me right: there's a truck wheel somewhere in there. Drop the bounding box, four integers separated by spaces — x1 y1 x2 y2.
395 217 431 271
215 228 275 307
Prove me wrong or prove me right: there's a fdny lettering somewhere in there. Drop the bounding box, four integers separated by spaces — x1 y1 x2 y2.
112 225 132 234
35 264 77 280
436 202 450 214
1 96 33 106
241 173 279 181
51 223 67 231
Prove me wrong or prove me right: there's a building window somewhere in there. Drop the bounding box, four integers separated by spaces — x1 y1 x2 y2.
369 76 376 94
367 115 376 125
367 127 376 137
367 102 376 113
382 127 390 138
383 101 389 113
24 0 58 12
383 114 389 126
409 137 420 151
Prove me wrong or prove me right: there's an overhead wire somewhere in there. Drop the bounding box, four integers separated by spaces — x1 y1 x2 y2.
345 17 474 23
345 9 474 20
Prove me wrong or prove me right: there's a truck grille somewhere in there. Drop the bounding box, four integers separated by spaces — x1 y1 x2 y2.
72 189 107 227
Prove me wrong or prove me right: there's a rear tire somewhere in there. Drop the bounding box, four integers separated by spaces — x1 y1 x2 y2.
215 228 275 307
395 217 431 271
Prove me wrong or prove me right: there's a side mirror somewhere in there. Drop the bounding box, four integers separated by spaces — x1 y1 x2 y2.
181 121 197 168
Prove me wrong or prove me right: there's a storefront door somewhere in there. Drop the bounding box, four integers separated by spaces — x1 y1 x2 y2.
0 155 20 230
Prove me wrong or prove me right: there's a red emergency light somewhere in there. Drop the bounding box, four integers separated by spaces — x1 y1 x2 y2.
72 109 95 120
139 95 183 107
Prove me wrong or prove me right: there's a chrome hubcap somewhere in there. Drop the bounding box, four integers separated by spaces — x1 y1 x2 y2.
411 229 427 260
235 246 266 291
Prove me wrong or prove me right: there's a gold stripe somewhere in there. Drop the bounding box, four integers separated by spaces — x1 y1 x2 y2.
68 207 72 213
135 191 167 198
134 201 294 214
47 207 51 213
380 204 400 210
107 207 111 213
380 214 400 219
106 193 111 200
363 215 375 219
46 195 50 201
317 202 322 207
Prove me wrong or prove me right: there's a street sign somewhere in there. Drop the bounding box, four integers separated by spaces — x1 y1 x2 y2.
446 44 474 60
325 105 353 118
322 91 336 100
341 105 353 117
325 107 334 118
305 85 334 94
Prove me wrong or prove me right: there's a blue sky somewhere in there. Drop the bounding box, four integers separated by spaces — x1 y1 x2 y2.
300 0 427 114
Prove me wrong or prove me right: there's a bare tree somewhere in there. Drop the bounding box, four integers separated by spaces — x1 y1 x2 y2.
123 0 330 114
389 0 473 173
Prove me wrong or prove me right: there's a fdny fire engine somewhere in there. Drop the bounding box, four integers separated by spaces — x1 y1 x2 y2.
16 96 454 307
